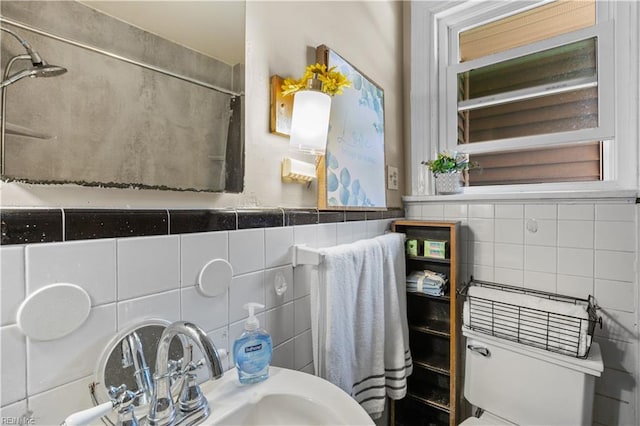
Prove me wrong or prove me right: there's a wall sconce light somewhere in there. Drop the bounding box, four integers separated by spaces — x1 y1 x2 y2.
271 63 350 192
281 157 317 183
270 73 331 155
288 75 331 155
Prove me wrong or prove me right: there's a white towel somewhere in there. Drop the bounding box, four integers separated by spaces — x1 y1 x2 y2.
374 233 413 400
310 238 386 418
463 285 591 356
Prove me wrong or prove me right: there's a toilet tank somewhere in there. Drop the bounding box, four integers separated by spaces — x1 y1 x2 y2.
463 327 603 425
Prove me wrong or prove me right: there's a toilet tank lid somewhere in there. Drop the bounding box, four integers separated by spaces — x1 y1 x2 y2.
463 326 604 376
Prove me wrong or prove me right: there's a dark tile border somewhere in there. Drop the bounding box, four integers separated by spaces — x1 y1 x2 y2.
319 210 345 224
365 210 384 220
169 209 236 234
0 207 405 245
285 209 318 226
237 209 284 229
345 211 367 222
65 209 168 240
1 209 63 245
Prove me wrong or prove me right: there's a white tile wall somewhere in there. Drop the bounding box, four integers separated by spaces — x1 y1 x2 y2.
0 399 28 420
366 219 389 238
0 325 26 406
294 329 314 370
0 246 25 326
595 221 636 252
495 204 523 219
525 203 557 220
595 204 636 221
525 245 557 274
523 270 557 293
272 339 295 369
408 200 639 426
181 287 229 332
336 222 354 245
180 231 228 287
422 203 444 219
228 229 265 275
316 223 337 248
558 220 594 249
26 239 117 305
469 203 494 218
265 266 294 309
1 206 635 425
351 221 369 242
595 250 636 282
468 218 494 243
0 219 390 422
293 224 318 248
117 290 180 329
28 375 94 426
265 227 293 268
495 219 524 244
559 203 594 221
117 235 180 300
229 271 265 323
557 247 594 278
28 303 116 395
525 218 557 246
266 302 295 347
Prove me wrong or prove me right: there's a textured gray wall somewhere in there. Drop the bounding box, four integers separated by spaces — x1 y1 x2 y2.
1 0 244 191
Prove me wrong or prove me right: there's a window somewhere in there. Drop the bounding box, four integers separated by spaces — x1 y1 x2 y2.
445 0 614 187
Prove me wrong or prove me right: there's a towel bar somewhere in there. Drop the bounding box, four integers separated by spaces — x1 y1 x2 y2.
291 244 324 267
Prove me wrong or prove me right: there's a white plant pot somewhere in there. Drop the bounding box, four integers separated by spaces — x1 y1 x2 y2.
434 172 462 195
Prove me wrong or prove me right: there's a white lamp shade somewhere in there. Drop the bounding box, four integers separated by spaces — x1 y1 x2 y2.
289 89 332 154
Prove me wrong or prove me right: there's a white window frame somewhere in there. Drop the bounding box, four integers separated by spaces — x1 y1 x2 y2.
446 23 613 155
406 0 639 198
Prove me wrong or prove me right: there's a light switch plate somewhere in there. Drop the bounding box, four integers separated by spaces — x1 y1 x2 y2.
387 165 399 190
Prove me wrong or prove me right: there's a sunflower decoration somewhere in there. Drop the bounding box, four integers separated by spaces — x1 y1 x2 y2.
281 63 351 97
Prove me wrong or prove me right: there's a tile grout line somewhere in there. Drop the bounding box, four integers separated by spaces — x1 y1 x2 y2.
60 207 66 242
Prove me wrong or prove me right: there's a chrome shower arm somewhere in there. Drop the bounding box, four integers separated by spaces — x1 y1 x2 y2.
1 26 43 65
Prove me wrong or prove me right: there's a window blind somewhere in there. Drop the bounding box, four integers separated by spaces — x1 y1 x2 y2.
457 0 601 186
460 0 596 62
468 142 602 186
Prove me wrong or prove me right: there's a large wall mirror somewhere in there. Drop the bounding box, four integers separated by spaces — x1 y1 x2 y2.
0 0 245 192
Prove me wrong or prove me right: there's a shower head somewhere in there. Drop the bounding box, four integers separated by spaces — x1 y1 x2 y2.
0 64 67 88
33 63 67 78
0 26 67 88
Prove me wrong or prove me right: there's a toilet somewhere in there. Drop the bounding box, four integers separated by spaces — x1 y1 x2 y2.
460 326 604 425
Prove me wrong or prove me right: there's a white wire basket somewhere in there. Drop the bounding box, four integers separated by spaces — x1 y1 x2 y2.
459 279 601 358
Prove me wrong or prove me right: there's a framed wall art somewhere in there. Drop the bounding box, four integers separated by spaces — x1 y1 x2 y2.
316 45 386 209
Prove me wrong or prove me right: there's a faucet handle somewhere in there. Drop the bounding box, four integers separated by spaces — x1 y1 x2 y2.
183 358 206 374
116 389 143 426
167 358 183 382
108 384 127 399
63 385 142 426
177 372 208 415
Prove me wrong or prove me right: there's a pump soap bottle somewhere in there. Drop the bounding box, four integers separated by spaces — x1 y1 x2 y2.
233 302 273 384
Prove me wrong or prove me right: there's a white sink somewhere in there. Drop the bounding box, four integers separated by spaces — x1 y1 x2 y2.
199 366 374 425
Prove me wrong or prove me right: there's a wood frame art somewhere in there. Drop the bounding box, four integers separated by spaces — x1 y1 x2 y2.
316 45 387 210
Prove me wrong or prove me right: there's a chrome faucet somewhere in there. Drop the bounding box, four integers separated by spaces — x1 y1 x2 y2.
121 331 153 406
147 321 224 426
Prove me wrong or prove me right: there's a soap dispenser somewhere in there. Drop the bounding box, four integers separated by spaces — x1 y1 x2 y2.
233 302 272 384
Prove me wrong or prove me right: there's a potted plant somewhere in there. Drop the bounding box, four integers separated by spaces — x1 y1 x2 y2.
422 151 475 194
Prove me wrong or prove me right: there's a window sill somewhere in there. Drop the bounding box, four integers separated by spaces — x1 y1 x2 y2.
403 189 639 204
